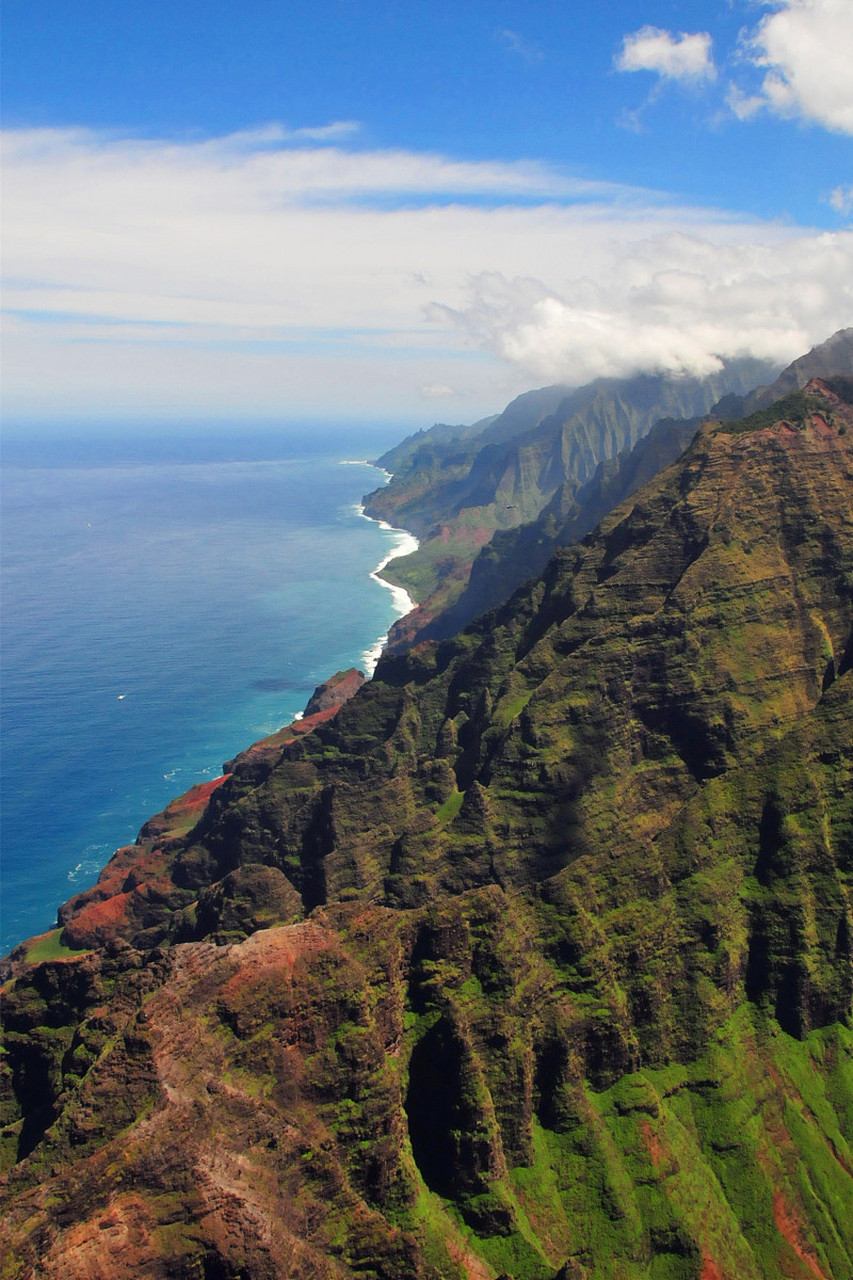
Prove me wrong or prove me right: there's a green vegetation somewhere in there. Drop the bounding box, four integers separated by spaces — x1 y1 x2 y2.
23 929 90 965
718 389 830 435
2 372 853 1277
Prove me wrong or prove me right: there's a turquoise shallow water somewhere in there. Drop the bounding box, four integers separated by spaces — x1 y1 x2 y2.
0 423 411 954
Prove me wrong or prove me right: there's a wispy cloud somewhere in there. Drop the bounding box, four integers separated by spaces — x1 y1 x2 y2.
1 126 620 205
828 184 853 217
419 383 459 401
219 121 363 148
495 28 544 67
3 126 850 420
615 27 716 84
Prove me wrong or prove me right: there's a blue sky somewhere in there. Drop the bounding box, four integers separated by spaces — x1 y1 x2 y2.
2 0 852 424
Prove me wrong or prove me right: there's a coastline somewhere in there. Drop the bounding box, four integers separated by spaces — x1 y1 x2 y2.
357 506 419 674
2 493 421 966
2 447 418 956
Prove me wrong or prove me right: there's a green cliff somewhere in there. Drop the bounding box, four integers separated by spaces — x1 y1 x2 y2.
363 361 778 645
2 377 853 1279
373 335 853 652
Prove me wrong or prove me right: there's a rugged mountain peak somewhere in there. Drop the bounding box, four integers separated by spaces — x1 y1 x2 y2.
415 336 853 647
714 328 853 421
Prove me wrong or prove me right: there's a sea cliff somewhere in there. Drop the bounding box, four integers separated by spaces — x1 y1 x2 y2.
2 367 853 1279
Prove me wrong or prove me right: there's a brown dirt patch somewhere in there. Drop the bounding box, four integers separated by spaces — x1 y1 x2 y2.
701 1253 726 1280
639 1119 662 1168
446 1236 493 1280
773 1188 828 1278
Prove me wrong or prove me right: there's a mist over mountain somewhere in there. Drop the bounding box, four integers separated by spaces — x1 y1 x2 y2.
419 330 853 643
365 358 779 648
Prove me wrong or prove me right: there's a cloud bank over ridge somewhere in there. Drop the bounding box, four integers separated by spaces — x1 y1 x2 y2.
429 232 853 386
3 125 851 420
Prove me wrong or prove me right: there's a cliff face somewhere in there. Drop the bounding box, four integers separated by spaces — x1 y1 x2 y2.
363 361 778 644
419 415 703 645
383 333 853 651
2 381 853 1279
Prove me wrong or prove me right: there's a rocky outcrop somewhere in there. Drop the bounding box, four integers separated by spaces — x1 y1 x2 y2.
304 669 367 717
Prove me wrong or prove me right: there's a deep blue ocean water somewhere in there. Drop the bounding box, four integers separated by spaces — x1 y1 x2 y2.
1 423 414 955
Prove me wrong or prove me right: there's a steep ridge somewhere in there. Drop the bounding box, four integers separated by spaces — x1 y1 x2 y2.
2 380 853 1279
394 331 853 649
364 361 776 644
717 327 853 420
420 415 703 645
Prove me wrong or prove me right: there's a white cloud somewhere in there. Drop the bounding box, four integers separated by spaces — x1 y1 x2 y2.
736 0 853 134
420 384 459 400
1 126 611 206
726 85 768 122
616 26 716 83
2 126 851 421
275 121 362 143
496 29 544 66
828 184 853 216
430 232 853 385
207 121 363 149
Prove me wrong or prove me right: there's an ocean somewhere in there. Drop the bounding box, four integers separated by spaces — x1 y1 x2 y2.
0 423 417 955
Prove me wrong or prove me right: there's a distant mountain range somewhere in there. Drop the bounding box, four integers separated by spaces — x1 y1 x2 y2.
364 357 780 645
366 334 853 651
2 336 853 1279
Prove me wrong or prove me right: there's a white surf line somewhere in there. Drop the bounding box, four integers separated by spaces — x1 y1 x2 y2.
358 504 420 677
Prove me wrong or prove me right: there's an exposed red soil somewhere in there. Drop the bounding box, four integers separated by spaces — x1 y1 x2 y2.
701 1253 726 1280
223 918 334 981
36 1193 162 1280
139 773 231 841
61 886 146 949
773 1188 828 1279
304 668 365 716
445 1236 494 1280
435 523 493 547
639 1119 662 1168
224 704 344 772
59 847 167 921
291 706 341 734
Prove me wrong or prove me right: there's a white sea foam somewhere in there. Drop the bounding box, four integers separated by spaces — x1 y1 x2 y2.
358 506 420 676
67 845 111 882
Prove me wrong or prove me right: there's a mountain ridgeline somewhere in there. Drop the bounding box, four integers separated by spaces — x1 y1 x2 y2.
2 342 853 1279
363 359 780 647
366 337 853 650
